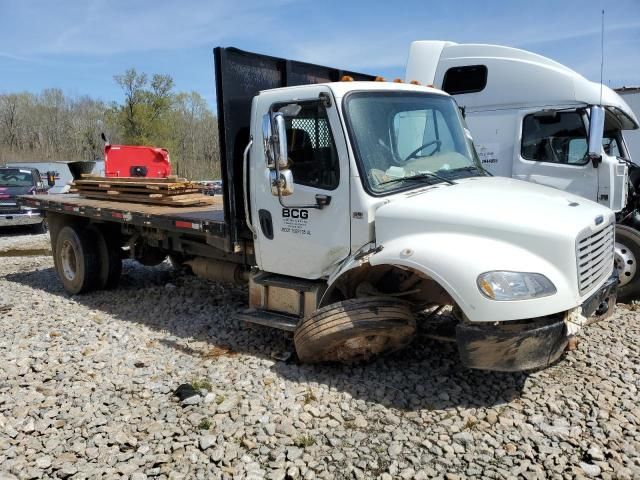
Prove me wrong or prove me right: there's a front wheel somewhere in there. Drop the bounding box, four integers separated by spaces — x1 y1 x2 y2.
294 297 416 363
615 225 640 302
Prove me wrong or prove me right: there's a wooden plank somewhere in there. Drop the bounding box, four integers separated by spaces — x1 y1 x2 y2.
74 184 201 195
75 181 202 192
78 191 218 207
80 174 189 183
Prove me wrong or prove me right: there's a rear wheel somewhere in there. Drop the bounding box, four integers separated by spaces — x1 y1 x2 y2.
31 219 48 235
89 226 122 290
615 225 640 301
294 297 416 363
55 225 99 294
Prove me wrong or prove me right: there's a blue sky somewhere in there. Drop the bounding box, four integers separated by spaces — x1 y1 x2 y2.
1 0 638 109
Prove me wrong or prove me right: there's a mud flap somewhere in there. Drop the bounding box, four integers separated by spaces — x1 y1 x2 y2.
456 319 568 372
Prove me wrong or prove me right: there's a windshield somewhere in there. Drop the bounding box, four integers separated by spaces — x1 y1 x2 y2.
344 92 483 195
0 169 36 187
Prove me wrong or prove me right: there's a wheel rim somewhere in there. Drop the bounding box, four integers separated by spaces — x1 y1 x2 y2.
60 240 78 281
615 241 637 287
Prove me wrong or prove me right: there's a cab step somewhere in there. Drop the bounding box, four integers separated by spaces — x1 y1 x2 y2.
237 308 300 332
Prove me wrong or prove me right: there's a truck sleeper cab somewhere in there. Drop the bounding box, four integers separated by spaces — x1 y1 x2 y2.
405 40 640 300
23 47 617 373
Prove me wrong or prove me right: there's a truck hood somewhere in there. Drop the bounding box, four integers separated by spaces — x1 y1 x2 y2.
374 176 613 246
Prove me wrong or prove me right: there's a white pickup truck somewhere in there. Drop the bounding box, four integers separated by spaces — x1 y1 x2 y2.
22 47 617 372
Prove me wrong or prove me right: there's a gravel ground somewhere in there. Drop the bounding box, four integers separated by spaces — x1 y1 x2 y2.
0 233 639 479
0 227 50 255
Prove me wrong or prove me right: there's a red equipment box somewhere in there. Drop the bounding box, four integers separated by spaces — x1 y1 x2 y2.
104 145 172 178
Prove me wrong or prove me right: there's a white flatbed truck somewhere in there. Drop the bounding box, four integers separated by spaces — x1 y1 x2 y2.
20 47 617 372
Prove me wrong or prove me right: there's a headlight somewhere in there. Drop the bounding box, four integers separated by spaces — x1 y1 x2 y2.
477 271 556 301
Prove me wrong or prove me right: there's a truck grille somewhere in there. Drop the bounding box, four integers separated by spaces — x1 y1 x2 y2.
0 204 20 215
576 223 614 295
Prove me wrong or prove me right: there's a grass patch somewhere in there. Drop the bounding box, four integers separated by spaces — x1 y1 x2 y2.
294 435 316 448
215 394 225 405
191 378 212 391
464 417 479 430
198 418 212 430
303 390 317 405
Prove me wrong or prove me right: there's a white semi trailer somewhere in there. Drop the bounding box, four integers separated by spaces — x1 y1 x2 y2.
405 41 640 300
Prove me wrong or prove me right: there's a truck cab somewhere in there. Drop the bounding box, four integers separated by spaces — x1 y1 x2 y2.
215 48 617 371
405 41 640 299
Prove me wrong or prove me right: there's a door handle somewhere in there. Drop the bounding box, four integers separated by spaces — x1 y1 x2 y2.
315 194 331 209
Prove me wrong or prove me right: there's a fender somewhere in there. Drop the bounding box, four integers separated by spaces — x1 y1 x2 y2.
329 233 580 323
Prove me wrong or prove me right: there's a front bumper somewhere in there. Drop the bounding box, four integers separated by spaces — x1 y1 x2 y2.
0 210 44 227
455 271 617 372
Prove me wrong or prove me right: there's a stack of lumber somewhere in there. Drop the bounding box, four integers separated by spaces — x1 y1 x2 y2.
70 175 219 207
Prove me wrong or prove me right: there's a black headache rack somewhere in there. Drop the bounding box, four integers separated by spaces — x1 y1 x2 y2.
214 46 375 251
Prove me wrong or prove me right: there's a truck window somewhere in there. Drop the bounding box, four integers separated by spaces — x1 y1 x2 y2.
442 65 488 95
0 169 36 187
521 112 589 165
393 109 455 160
278 100 339 191
345 92 481 196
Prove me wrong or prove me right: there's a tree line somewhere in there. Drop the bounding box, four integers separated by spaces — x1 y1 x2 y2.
0 69 220 179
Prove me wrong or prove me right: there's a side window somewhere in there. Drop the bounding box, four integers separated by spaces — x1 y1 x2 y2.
521 112 589 165
278 101 340 191
442 65 488 95
603 136 621 157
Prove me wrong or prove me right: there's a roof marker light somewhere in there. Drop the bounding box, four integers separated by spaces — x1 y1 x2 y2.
374 76 386 82
341 75 354 82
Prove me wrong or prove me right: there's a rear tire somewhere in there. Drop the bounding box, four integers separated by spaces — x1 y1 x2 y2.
294 297 416 363
55 225 99 295
89 226 122 290
31 219 48 235
615 225 640 302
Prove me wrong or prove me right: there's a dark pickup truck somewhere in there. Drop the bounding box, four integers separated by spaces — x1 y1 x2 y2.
0 167 49 232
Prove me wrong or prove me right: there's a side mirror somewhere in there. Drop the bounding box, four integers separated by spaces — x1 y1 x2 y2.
273 113 288 169
262 113 276 168
270 169 294 196
46 171 56 187
261 112 289 170
588 106 605 167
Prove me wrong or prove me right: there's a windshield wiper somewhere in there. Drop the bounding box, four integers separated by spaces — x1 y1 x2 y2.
448 165 490 176
378 171 456 187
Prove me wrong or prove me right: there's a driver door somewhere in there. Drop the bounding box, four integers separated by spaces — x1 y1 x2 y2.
513 109 600 202
250 86 351 279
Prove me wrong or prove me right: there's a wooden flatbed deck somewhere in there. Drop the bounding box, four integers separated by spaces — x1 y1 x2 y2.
23 194 227 237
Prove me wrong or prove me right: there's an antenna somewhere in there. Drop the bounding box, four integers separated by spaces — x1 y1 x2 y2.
599 9 604 105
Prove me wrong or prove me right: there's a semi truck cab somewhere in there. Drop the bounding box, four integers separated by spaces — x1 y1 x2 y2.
405 40 640 299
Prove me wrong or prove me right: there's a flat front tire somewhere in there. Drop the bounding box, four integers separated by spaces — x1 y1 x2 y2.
294 297 416 364
55 225 99 295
